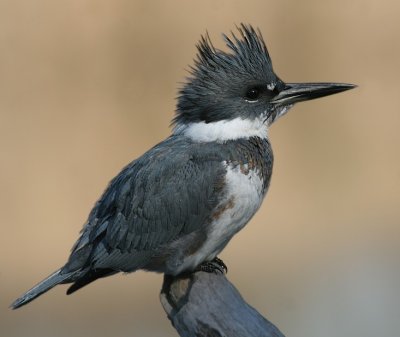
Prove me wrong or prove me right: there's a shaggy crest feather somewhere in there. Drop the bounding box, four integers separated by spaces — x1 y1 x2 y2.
193 24 272 76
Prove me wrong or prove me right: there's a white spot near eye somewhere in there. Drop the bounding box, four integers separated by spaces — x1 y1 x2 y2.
245 99 259 104
267 83 275 91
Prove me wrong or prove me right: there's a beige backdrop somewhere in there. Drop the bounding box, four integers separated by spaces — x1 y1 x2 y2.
1 1 399 337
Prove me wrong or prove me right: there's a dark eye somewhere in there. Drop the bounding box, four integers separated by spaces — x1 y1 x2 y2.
245 87 261 101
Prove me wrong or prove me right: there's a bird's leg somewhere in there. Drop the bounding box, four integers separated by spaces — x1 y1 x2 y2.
195 257 228 274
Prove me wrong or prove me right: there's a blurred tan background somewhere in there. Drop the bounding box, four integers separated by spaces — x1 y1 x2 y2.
1 1 399 336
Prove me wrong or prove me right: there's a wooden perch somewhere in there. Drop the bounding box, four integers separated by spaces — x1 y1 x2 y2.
160 271 286 337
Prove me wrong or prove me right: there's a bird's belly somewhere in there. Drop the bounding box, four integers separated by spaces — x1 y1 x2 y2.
174 164 265 274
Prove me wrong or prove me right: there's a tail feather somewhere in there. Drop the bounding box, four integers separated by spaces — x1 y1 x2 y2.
66 268 116 295
10 269 74 309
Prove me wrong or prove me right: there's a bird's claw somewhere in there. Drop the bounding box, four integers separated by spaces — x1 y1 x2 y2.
196 257 228 275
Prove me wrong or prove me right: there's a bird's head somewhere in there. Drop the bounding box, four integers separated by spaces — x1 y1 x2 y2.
173 24 355 142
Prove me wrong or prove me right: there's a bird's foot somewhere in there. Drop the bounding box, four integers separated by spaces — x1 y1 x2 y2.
196 257 228 275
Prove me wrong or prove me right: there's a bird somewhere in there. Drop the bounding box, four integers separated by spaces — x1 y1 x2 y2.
11 24 355 309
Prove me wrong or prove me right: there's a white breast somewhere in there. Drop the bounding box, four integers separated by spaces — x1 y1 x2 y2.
176 162 265 273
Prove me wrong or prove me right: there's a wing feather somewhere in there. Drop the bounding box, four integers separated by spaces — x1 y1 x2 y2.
66 137 226 271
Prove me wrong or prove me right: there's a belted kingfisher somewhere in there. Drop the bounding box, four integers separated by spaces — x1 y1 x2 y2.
11 24 355 309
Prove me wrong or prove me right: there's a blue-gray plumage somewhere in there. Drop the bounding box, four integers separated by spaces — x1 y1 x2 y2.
11 24 355 309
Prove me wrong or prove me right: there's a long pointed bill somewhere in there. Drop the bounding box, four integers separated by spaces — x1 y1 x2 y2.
271 82 356 105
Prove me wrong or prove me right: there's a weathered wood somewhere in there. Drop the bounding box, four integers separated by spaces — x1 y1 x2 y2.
160 271 286 337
